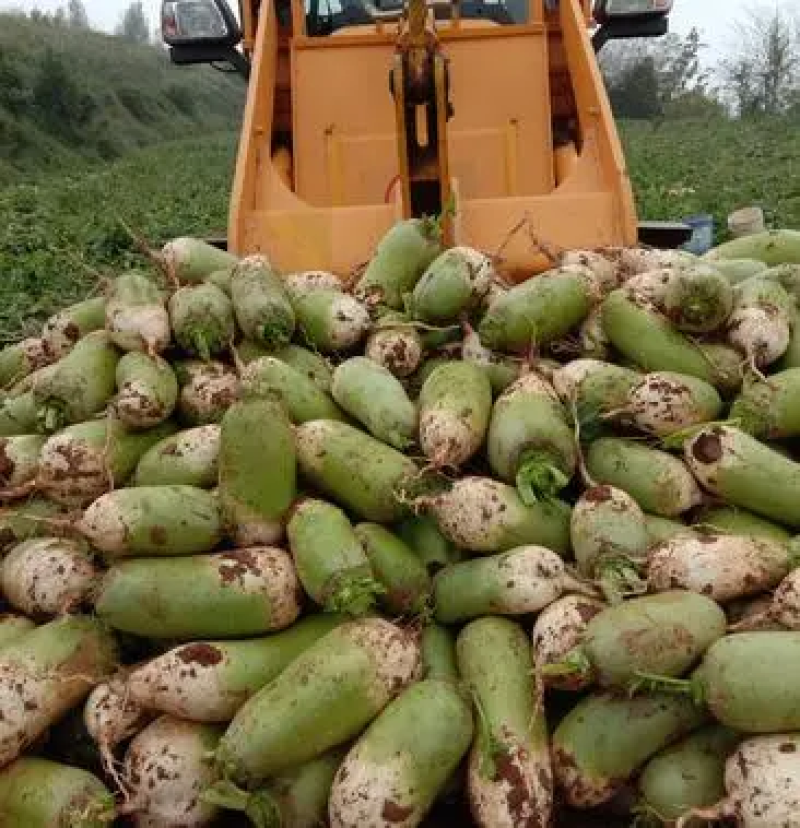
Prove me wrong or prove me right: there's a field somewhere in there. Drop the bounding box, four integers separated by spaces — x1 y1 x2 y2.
1 114 798 341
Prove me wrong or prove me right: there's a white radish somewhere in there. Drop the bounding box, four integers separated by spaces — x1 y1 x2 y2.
532 594 605 691
85 674 153 791
625 372 723 437
176 360 240 425
648 533 791 603
561 250 617 292
681 734 800 828
0 537 99 617
120 716 222 827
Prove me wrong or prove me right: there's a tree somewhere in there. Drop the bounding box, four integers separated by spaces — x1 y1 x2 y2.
600 28 712 120
68 0 90 28
719 6 800 116
116 1 151 44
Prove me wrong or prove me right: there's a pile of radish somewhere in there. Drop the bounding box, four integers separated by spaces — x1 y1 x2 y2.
3 222 800 827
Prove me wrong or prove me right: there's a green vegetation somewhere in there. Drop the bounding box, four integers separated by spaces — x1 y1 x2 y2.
0 12 243 185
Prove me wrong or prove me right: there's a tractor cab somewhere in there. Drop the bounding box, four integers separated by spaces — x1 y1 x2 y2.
162 0 681 281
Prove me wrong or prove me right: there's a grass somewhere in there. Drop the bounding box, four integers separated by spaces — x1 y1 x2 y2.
1 114 799 342
0 12 244 187
0 135 237 342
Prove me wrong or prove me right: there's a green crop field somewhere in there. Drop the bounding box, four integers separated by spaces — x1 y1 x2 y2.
1 114 799 341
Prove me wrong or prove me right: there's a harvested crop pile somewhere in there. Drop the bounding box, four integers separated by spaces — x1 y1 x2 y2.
2 224 800 827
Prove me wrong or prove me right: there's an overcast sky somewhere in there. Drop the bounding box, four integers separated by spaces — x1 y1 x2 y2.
0 0 782 52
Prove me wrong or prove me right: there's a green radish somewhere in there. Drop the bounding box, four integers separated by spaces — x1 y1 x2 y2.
649 632 800 733
647 533 791 603
704 228 800 266
548 592 726 692
461 324 521 394
420 623 459 682
78 484 222 557
393 513 462 574
230 255 296 348
601 289 718 384
355 218 442 309
216 617 421 786
240 356 346 423
479 265 597 354
684 425 800 528
105 271 170 355
570 485 650 601
0 757 115 827
403 356 452 400
132 425 220 488
778 313 800 369
331 357 417 450
424 476 572 556
727 276 794 368
730 368 800 439
571 362 642 437
0 433 45 490
433 544 589 624
168 282 236 360
235 338 272 364
0 389 39 437
287 499 383 616
162 236 239 283
365 316 424 378
410 246 494 324
354 522 432 616
684 734 800 828
418 361 491 468
37 418 176 507
175 359 240 425
532 595 605 692
295 420 419 523
41 296 107 360
457 616 553 828
121 715 223 827
662 265 734 333
0 615 35 649
32 331 120 432
0 497 69 548
759 262 800 304
284 270 343 297
206 749 346 828
624 372 723 437
1 537 99 617
272 343 333 391
328 678 473 828
587 437 702 517
645 514 695 545
694 506 793 542
112 352 178 429
293 289 372 354
127 615 345 722
207 267 233 295
552 691 706 808
636 725 740 825
0 337 51 388
695 340 745 396
709 258 767 284
487 371 577 502
95 547 302 639
219 398 296 545
0 615 118 767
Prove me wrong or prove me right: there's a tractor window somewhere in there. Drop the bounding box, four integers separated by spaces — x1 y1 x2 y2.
304 0 527 35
